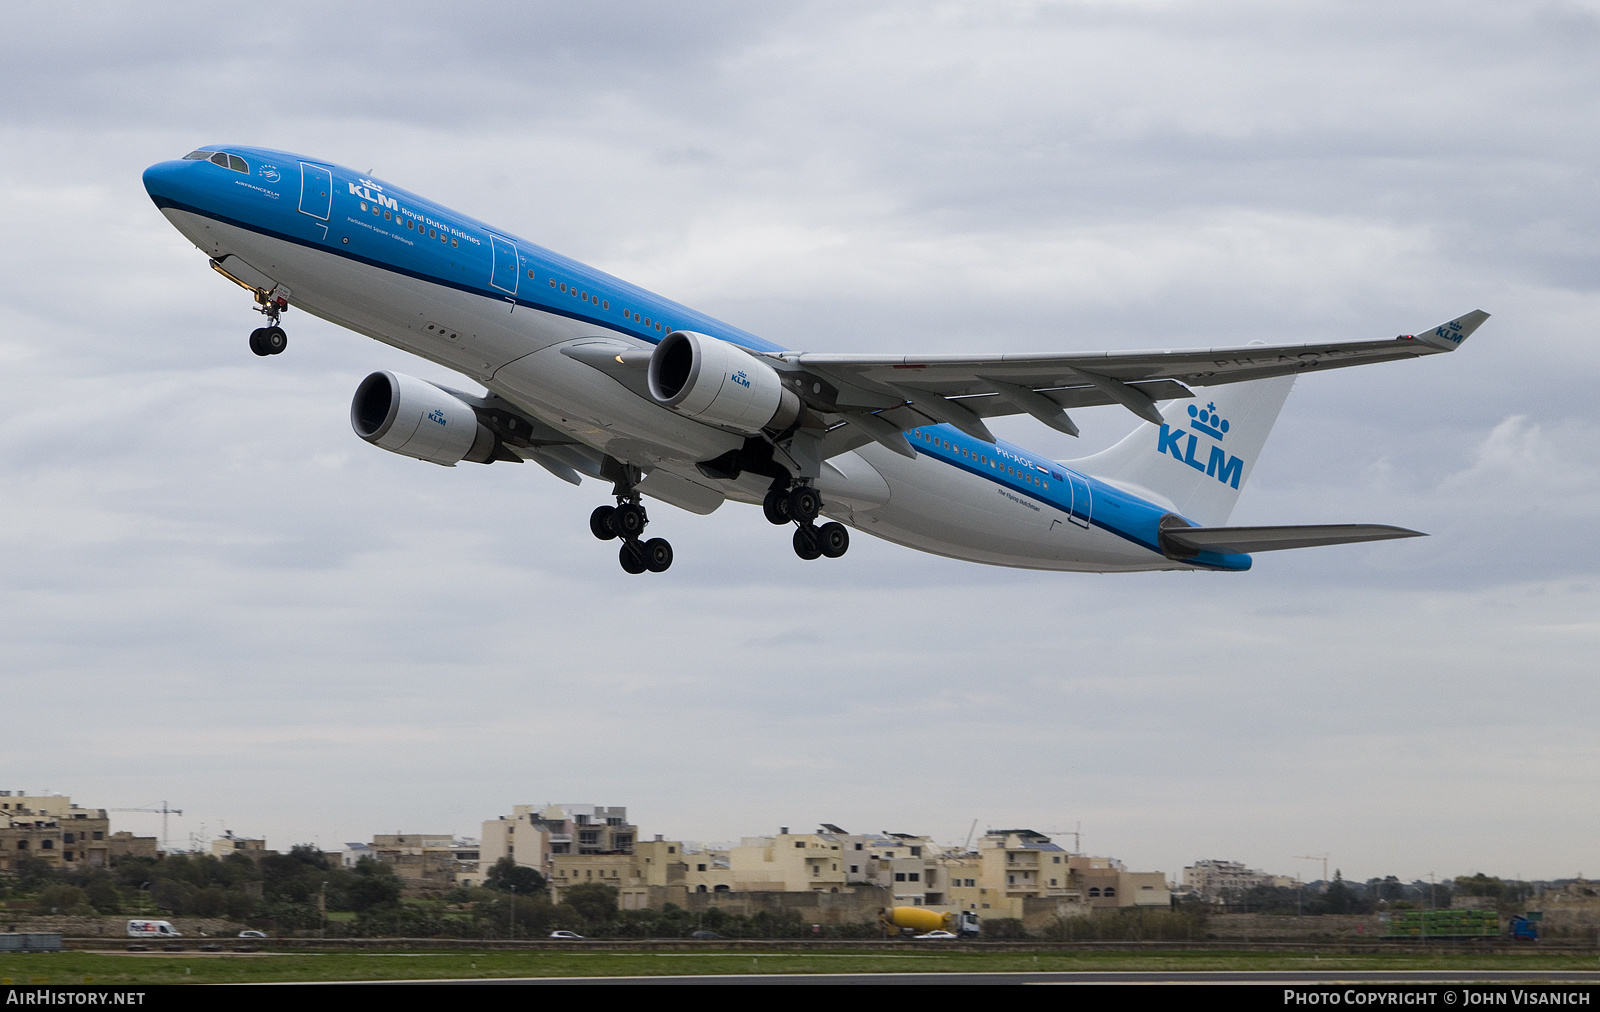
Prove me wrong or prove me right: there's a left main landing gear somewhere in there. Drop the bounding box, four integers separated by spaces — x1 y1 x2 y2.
591 499 673 575
767 483 849 561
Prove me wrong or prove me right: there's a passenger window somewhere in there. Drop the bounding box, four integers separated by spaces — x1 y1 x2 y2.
407 219 415 229
360 201 368 211
384 210 392 220
550 279 557 287
428 228 436 238
560 283 567 293
602 300 609 309
528 270 535 279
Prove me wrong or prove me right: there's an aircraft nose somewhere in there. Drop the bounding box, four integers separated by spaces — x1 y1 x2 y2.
142 159 201 207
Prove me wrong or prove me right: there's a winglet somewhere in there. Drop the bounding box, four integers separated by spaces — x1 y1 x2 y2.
1412 310 1490 352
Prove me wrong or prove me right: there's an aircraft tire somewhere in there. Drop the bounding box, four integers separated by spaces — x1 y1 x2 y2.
589 505 618 540
792 525 822 561
619 541 648 574
787 486 822 523
248 328 271 356
818 521 849 558
262 326 288 355
643 537 673 573
762 488 792 525
614 502 647 537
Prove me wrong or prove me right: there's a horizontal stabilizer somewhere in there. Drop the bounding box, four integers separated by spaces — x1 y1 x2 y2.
1161 523 1425 555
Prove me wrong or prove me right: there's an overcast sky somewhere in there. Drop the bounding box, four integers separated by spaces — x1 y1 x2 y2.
2 1 1598 884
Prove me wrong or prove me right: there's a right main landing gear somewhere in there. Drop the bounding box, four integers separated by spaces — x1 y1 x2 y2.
764 484 849 561
591 502 673 575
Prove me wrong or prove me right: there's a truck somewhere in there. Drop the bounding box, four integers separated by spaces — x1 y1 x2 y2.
127 920 182 939
881 907 981 938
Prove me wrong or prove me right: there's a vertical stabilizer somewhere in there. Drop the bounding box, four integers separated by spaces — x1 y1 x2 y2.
1064 375 1295 527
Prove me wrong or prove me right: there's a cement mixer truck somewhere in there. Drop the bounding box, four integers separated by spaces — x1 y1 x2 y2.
881 906 981 939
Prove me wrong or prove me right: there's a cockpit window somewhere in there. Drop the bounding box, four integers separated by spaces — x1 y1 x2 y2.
183 150 215 160
203 151 249 173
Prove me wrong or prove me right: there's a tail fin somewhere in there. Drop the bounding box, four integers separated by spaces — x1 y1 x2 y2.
1064 374 1295 527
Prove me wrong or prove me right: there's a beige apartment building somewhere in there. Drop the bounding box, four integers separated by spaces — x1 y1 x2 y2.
1180 859 1296 899
939 830 1169 922
0 793 156 871
369 833 461 894
480 804 637 887
209 830 266 859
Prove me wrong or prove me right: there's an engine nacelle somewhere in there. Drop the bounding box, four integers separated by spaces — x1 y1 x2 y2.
647 330 800 434
351 371 499 466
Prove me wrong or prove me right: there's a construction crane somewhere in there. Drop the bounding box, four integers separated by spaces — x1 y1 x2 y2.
1041 824 1084 855
108 802 184 852
1294 853 1330 888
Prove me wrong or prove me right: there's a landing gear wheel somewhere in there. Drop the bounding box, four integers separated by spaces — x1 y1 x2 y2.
261 326 287 355
762 488 792 525
589 505 618 540
619 541 647 574
817 521 850 558
642 537 673 573
787 486 822 524
792 525 823 561
614 502 648 538
248 328 271 357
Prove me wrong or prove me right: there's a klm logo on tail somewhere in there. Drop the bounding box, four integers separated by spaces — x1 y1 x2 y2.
1156 402 1245 488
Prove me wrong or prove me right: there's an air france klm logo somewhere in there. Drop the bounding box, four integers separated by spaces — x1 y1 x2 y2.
1156 402 1244 489
731 370 752 388
427 408 447 426
349 178 398 211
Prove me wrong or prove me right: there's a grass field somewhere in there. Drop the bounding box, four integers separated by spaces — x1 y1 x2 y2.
4 949 1600 984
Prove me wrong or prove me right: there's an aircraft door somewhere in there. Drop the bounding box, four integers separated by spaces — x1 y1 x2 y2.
1066 471 1092 528
298 163 332 220
489 235 519 295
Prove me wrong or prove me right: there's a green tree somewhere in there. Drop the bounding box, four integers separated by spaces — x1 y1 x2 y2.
563 882 619 927
484 856 547 896
345 857 403 912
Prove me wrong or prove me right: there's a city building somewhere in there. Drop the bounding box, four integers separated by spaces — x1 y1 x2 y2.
0 793 155 871
1181 859 1289 899
209 830 266 859
368 833 463 894
479 804 637 884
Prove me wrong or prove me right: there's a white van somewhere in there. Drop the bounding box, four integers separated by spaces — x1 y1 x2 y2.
126 920 182 939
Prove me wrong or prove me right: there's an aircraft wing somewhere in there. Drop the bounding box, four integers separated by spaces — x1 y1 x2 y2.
788 311 1488 458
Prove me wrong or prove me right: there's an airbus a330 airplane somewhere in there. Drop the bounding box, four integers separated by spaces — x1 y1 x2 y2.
143 146 1487 575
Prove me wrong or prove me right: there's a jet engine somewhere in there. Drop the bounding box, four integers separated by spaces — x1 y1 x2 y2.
350 370 500 465
647 330 800 434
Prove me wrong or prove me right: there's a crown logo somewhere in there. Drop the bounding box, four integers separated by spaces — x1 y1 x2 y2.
1187 402 1229 440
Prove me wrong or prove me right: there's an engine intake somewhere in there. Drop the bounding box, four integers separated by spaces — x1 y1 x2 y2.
351 371 499 465
648 331 799 435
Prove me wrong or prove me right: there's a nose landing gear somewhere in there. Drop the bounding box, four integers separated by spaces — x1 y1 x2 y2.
249 326 287 356
591 500 673 575
765 484 849 561
247 287 290 357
